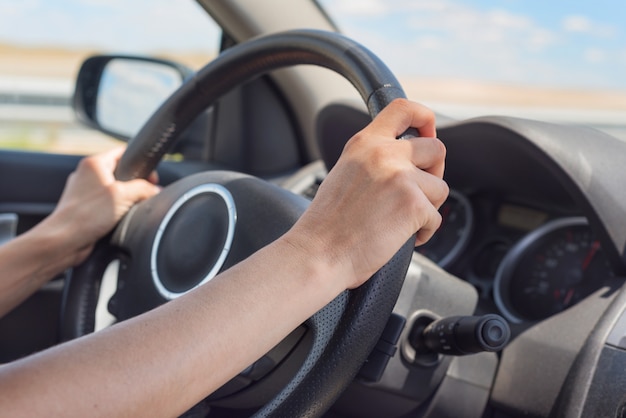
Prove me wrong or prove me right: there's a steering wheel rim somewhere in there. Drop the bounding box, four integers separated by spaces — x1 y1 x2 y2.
114 29 417 181
61 29 417 417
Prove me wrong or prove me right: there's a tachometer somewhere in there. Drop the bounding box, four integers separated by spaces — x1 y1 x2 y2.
494 217 615 323
416 189 473 268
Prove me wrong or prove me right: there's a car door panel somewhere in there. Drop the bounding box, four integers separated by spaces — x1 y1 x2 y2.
0 150 80 361
0 150 81 230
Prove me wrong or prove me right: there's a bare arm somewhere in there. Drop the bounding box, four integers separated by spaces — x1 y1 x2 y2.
0 99 447 417
0 147 159 317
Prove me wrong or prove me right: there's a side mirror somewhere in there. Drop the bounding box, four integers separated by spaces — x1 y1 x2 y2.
73 56 192 141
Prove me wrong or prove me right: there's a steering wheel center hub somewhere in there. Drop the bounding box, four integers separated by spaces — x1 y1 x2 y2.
151 184 236 300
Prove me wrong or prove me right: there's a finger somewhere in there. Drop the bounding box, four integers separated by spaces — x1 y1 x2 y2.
403 169 448 246
100 147 126 173
388 136 446 178
367 99 437 139
411 170 449 210
121 179 161 203
103 146 126 161
89 146 125 168
147 170 160 185
404 136 446 178
78 147 126 182
413 187 442 246
415 218 441 246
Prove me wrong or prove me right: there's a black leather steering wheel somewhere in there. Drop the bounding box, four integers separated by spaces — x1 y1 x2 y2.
61 29 416 417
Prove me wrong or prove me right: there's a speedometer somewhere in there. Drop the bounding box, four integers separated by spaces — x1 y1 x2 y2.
494 217 616 323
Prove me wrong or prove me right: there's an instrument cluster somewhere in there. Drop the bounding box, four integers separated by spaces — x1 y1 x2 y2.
418 190 620 323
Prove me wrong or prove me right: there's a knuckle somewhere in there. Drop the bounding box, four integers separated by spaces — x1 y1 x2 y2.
106 182 122 198
432 209 443 230
422 136 446 158
415 208 442 246
344 131 369 153
390 97 411 112
410 189 431 215
77 156 96 171
420 106 436 124
433 180 450 207
369 145 392 168
433 137 447 158
388 165 414 189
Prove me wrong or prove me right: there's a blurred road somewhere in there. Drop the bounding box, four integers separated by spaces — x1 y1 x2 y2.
2 75 626 146
429 102 626 141
0 75 118 154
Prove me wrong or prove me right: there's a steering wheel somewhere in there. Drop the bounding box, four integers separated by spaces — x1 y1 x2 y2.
61 29 417 417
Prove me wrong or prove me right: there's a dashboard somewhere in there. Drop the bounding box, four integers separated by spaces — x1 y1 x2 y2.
275 110 626 418
303 104 626 338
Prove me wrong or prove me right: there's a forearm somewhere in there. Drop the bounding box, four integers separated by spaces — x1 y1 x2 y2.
0 148 159 318
0 234 344 417
0 216 87 317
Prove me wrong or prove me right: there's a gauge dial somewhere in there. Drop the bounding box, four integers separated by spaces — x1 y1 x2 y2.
494 217 615 323
417 189 473 268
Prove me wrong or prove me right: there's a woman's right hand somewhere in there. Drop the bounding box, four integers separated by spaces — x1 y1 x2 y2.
285 98 448 290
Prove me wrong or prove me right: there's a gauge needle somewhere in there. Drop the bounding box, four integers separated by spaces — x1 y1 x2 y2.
563 288 575 306
582 240 600 271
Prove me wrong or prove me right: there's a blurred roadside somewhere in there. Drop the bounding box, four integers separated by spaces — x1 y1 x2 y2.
401 78 626 140
0 44 212 155
2 44 626 155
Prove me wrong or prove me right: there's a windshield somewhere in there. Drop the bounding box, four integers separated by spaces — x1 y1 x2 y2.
319 0 626 140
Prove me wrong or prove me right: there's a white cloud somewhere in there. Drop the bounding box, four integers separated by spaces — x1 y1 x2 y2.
488 9 532 31
327 0 389 17
328 0 457 16
584 48 606 64
415 36 443 50
0 0 40 16
78 0 125 6
563 15 592 33
562 15 618 38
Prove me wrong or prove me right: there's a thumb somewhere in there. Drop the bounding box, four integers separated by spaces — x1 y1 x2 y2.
121 179 161 205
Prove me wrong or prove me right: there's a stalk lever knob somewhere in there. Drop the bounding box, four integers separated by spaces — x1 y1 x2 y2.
413 314 510 356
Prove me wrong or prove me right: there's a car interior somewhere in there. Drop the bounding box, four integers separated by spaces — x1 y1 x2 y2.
1 0 626 417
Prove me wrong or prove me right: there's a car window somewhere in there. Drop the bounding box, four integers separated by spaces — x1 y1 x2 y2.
0 0 221 155
318 0 626 141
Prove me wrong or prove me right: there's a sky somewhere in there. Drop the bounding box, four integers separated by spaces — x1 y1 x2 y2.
0 0 221 52
1 0 625 91
321 0 626 90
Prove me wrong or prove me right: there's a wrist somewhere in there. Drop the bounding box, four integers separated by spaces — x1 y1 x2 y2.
31 211 92 270
278 226 354 297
